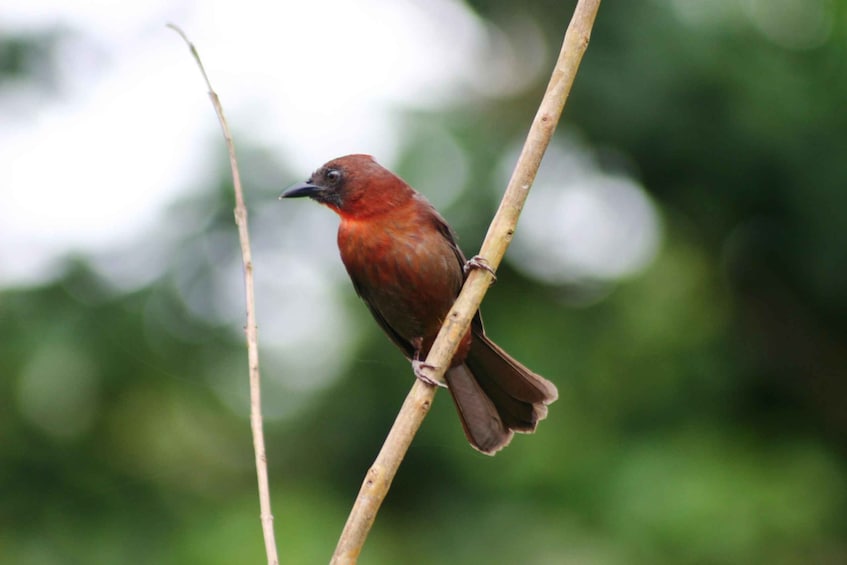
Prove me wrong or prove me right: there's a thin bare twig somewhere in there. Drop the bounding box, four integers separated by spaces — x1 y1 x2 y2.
330 1 602 563
168 24 279 565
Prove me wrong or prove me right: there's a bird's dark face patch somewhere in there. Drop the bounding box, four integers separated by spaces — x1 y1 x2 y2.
281 166 347 210
305 166 345 209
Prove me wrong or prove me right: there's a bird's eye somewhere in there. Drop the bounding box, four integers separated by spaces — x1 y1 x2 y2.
326 169 341 184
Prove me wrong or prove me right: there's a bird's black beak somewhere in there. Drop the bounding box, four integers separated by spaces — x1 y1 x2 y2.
279 181 323 200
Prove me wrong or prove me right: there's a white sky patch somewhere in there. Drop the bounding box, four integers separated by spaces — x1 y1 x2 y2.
507 139 662 285
0 0 485 286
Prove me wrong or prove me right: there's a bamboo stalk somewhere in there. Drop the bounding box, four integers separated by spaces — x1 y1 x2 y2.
330 1 602 562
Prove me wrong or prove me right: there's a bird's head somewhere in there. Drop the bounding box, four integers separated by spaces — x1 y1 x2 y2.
281 154 416 219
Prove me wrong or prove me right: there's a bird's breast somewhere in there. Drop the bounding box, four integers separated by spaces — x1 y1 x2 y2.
337 214 463 342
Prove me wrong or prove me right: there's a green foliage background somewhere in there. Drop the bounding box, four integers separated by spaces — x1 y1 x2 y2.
2 1 846 563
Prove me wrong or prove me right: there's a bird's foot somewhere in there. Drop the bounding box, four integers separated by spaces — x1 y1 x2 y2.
411 336 447 388
463 255 497 280
412 359 447 388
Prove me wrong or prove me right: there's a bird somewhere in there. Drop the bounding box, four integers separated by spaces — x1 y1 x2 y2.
281 154 557 454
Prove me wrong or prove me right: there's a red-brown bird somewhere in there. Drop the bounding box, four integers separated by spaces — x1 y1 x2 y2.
282 154 557 454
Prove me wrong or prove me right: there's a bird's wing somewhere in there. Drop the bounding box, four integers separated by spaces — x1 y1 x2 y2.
430 209 468 269
429 209 488 334
348 276 418 360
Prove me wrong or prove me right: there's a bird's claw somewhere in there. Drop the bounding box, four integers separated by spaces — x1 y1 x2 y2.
412 359 447 388
463 255 497 280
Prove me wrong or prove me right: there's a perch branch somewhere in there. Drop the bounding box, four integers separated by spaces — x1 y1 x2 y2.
168 24 280 565
330 1 602 563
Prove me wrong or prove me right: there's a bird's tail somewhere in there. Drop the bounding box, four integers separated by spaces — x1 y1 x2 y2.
445 330 558 454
